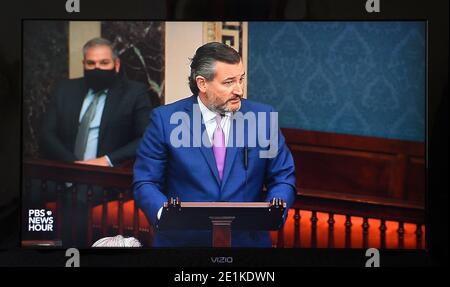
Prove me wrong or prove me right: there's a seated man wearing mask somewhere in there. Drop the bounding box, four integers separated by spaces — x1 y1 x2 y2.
40 37 153 167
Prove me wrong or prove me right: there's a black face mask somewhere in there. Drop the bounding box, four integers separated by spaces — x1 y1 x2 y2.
84 68 117 92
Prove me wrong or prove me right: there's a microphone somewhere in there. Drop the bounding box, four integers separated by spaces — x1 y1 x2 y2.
244 146 248 170
243 146 248 188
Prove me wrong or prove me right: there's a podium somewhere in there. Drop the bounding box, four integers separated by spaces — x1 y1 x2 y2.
156 198 286 247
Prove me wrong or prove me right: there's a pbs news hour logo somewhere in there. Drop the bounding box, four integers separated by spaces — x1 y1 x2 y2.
28 209 54 232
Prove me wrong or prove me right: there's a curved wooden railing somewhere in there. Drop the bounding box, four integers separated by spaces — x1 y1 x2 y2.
275 189 425 249
23 158 425 248
23 158 137 246
278 127 425 249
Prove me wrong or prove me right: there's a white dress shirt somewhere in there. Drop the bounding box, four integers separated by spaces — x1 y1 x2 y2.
78 89 113 166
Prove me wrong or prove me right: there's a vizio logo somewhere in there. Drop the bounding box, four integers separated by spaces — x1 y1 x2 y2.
211 257 233 264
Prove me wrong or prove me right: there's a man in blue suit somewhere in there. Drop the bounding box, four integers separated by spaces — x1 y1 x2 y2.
133 42 296 247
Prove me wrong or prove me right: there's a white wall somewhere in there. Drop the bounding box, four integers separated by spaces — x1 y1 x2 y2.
69 21 101 79
165 22 203 104
68 21 204 104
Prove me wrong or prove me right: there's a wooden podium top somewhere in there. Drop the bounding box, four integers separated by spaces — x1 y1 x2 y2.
157 201 286 231
173 202 275 208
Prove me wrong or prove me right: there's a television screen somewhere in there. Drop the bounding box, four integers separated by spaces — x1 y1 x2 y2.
21 20 426 252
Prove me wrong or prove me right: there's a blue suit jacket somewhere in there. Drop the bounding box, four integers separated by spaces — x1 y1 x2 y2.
133 96 296 247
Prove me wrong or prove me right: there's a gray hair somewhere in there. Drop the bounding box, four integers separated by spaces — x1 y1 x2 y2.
82 37 118 60
188 42 241 95
92 235 142 247
188 57 216 94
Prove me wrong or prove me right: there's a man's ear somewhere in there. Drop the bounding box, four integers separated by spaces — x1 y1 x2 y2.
114 58 121 73
196 76 207 93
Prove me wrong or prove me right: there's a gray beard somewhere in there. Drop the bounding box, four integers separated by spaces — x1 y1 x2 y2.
210 100 241 114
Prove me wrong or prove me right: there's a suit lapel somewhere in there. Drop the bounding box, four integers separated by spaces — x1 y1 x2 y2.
220 147 238 191
185 96 221 186
98 80 123 143
68 80 88 144
220 101 248 189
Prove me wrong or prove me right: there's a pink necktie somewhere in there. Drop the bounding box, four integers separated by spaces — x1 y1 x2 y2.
212 115 226 180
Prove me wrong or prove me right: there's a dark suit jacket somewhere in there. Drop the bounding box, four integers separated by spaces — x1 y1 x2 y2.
133 95 296 247
40 77 153 166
